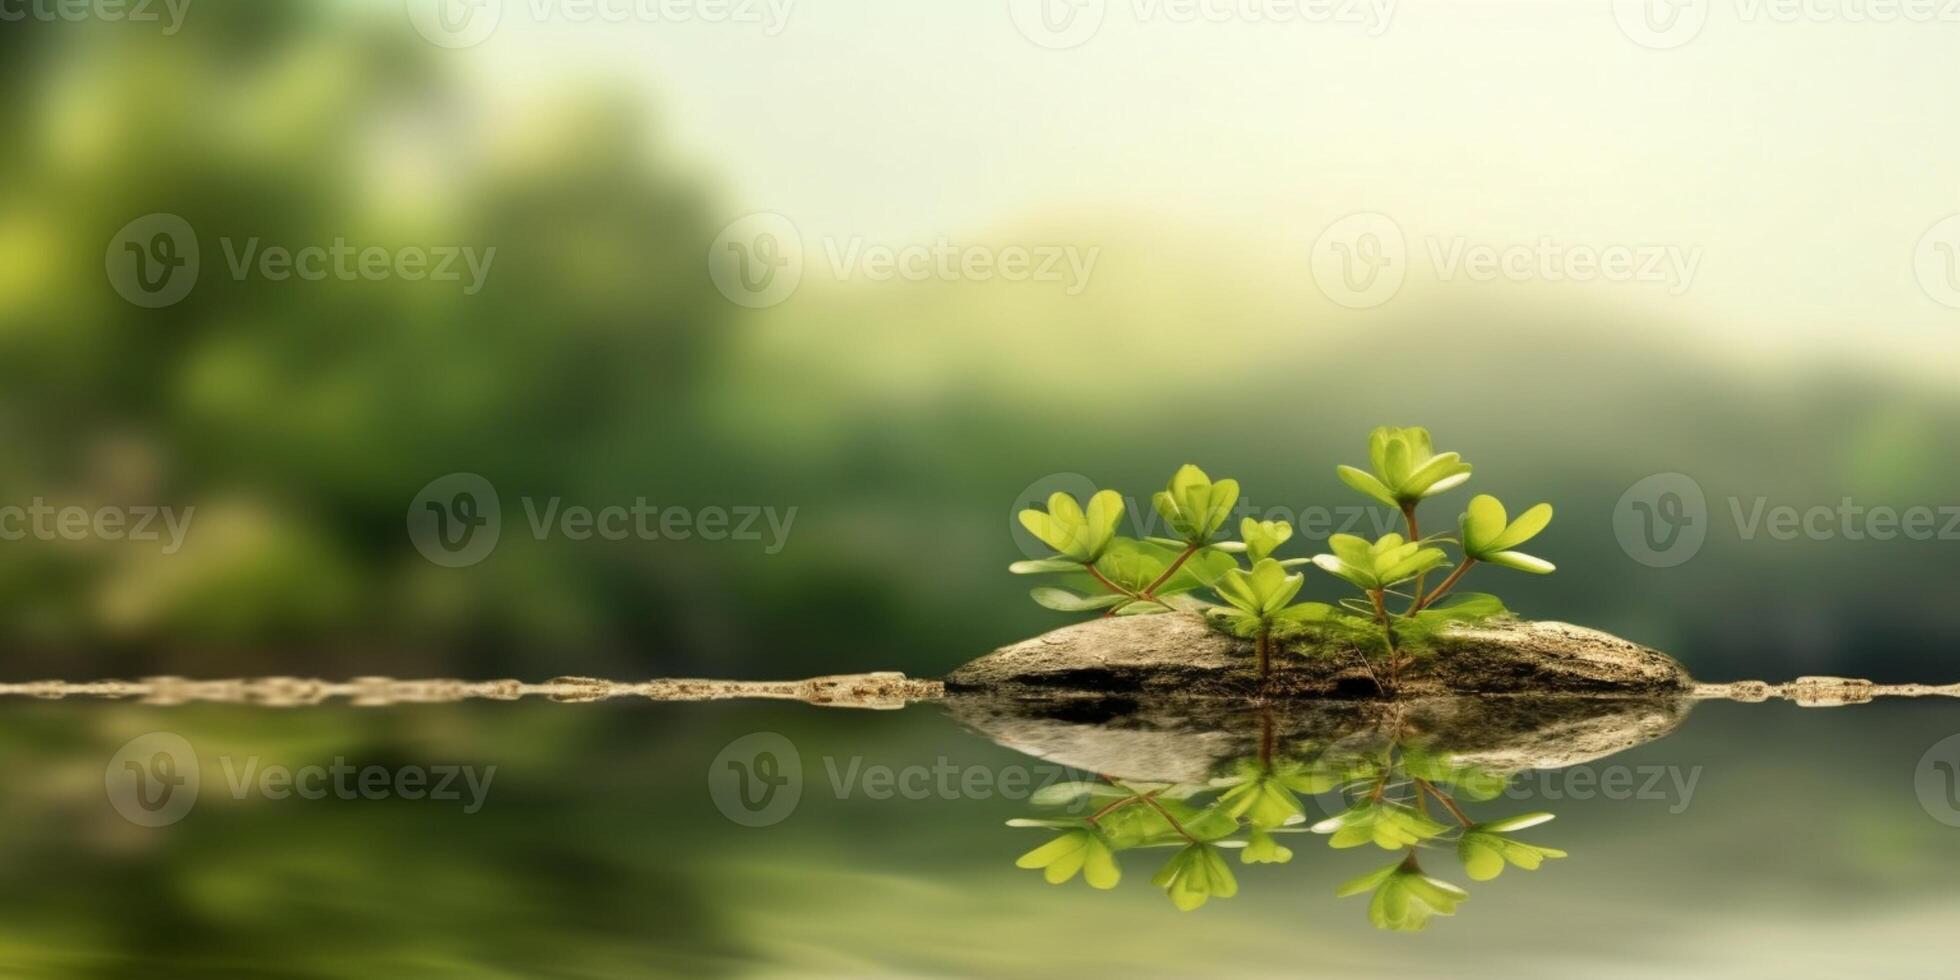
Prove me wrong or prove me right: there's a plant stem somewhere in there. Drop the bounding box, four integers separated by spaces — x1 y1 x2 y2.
1139 793 1200 844
1369 589 1400 691
1139 542 1200 598
1412 559 1475 612
1349 649 1388 697
1401 503 1426 615
1414 778 1473 826
1086 795 1142 825
1368 768 1392 803
1256 627 1271 681
1084 563 1136 599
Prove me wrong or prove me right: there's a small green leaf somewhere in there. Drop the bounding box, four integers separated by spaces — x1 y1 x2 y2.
1155 465 1239 545
1240 830 1294 865
1457 824 1567 880
1459 835 1507 881
1329 533 1373 569
1484 550 1555 574
1359 863 1467 931
1486 501 1552 552
1028 780 1102 807
1016 828 1121 890
1335 863 1397 898
1029 587 1131 612
1240 517 1294 563
1461 494 1554 573
1311 553 1372 590
1152 844 1238 910
1018 490 1116 562
1272 601 1333 625
1337 465 1399 507
1345 427 1472 506
1005 817 1080 829
1462 494 1507 552
1479 812 1555 833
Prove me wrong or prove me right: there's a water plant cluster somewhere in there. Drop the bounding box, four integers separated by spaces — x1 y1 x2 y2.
1008 732 1566 930
1010 426 1556 690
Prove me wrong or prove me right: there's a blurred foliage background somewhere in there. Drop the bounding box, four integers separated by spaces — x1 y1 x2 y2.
3 1 1960 976
2 2 1956 685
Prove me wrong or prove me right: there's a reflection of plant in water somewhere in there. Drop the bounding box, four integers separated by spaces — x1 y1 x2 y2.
1008 778 1250 909
1008 427 1555 689
1006 719 1566 930
1312 743 1565 930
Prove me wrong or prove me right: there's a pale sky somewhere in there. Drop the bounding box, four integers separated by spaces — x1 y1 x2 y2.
453 0 1960 373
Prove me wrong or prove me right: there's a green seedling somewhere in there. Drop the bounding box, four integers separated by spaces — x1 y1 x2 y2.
1009 427 1556 692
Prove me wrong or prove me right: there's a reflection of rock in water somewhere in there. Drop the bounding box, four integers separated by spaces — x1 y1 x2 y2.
0 672 944 708
1694 676 1960 706
944 692 1693 785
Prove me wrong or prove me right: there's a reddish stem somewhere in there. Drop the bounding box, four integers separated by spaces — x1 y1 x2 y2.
1138 793 1200 844
1412 559 1475 613
1084 563 1134 598
1402 503 1426 615
1140 542 1200 598
1369 589 1401 691
1415 778 1473 826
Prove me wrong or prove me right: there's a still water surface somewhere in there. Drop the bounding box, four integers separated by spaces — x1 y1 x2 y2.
4 693 1956 976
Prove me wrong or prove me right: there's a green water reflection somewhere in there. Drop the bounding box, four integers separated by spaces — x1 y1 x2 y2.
1004 719 1567 928
3 696 1958 976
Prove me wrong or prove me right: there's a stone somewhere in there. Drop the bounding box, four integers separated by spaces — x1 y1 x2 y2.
944 612 1693 698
